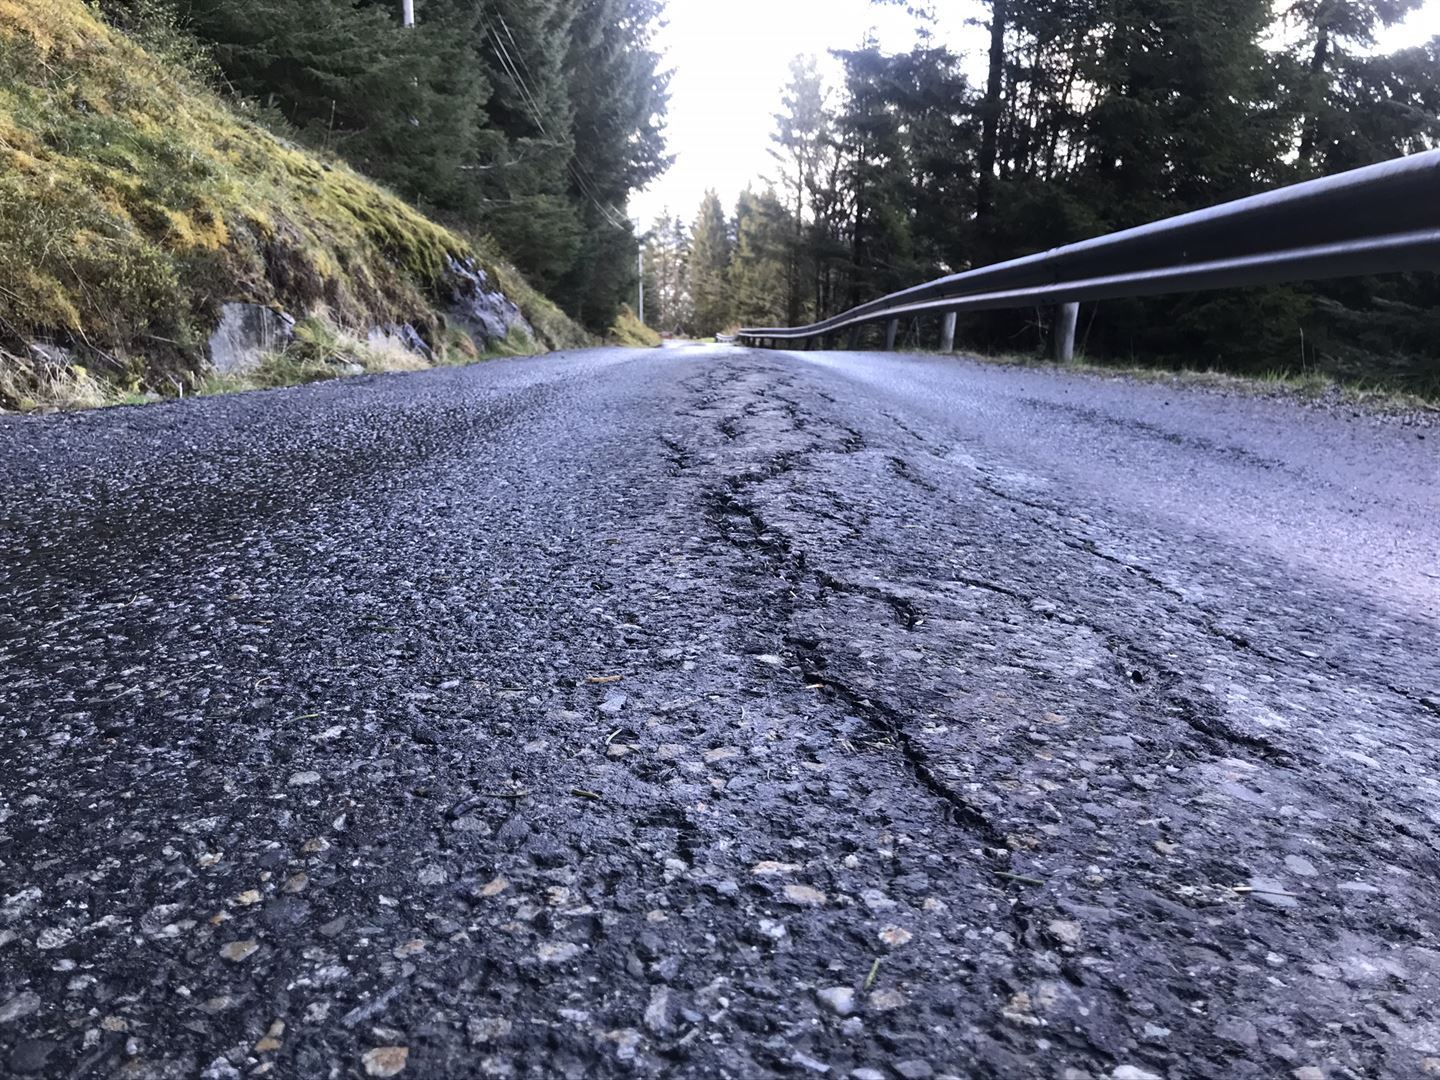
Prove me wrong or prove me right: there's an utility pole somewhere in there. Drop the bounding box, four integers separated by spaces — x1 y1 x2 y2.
402 0 414 27
637 248 645 325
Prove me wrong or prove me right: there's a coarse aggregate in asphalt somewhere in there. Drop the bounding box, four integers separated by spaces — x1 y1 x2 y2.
1 344 1438 1080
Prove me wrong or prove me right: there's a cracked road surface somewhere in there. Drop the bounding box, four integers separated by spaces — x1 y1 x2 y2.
2 345 1439 1080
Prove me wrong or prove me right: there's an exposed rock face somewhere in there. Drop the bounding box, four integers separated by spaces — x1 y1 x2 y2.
367 324 433 361
445 258 533 348
208 303 295 374
27 343 74 369
203 262 530 381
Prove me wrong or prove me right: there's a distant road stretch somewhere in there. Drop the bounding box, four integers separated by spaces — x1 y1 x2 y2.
1 345 1437 1078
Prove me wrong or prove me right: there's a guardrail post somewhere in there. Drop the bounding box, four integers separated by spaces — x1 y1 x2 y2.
940 312 957 354
884 319 899 351
1053 303 1079 363
847 326 861 350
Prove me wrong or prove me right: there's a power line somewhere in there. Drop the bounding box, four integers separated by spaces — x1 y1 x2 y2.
481 13 633 232
495 14 619 209
482 14 628 229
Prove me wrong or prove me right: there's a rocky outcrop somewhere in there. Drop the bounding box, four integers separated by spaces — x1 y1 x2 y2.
199 261 531 381
445 258 534 348
367 324 433 361
27 343 75 369
23 344 75 374
208 303 295 374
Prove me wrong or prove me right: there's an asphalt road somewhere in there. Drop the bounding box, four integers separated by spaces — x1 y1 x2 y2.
1 345 1438 1080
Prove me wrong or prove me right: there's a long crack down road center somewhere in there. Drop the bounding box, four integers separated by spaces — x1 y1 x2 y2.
2 345 1438 1079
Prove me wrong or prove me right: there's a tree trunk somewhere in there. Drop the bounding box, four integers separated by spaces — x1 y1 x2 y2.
1298 24 1329 164
976 0 1007 219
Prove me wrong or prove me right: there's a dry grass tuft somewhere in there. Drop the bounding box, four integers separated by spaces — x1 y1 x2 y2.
608 304 662 348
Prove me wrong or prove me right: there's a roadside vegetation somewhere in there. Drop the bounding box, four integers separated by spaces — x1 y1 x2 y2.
608 305 663 348
0 0 663 412
957 351 1440 416
0 1 449 375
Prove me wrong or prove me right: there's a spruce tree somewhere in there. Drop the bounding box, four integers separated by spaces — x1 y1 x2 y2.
1285 0 1427 166
729 189 790 329
689 192 732 336
471 0 583 293
643 211 691 334
769 56 829 325
554 0 671 330
977 0 1008 220
833 47 920 307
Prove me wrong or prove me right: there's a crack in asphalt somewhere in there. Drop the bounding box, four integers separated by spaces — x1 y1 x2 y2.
812 570 923 631
692 382 1013 850
702 367 1304 809
787 643 1011 846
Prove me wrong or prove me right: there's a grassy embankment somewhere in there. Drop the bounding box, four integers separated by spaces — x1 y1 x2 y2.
837 322 1440 413
0 0 589 412
958 351 1440 415
608 304 662 348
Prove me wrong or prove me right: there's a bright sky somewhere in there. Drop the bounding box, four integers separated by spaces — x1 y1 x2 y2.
631 0 1440 230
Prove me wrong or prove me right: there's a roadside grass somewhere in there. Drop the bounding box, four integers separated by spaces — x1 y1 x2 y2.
483 250 592 352
196 314 553 399
0 350 125 411
0 0 465 357
434 323 542 367
193 315 424 396
942 350 1440 416
608 304 662 348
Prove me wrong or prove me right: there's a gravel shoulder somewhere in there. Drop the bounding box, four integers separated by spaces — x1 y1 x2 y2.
1 346 1438 1080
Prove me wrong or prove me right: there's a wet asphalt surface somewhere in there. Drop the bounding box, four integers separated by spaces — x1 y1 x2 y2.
1 344 1438 1080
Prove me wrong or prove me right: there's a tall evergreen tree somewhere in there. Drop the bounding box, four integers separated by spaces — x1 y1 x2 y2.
769 56 829 325
832 46 921 307
471 0 583 293
643 210 691 333
729 188 790 329
553 0 672 329
689 191 731 335
1287 0 1425 164
1073 0 1305 364
977 0 1008 220
888 43 976 276
170 0 671 332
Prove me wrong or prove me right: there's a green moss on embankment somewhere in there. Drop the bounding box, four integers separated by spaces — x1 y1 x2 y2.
0 0 586 410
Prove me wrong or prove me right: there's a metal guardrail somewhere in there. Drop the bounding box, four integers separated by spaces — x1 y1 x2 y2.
736 149 1440 351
